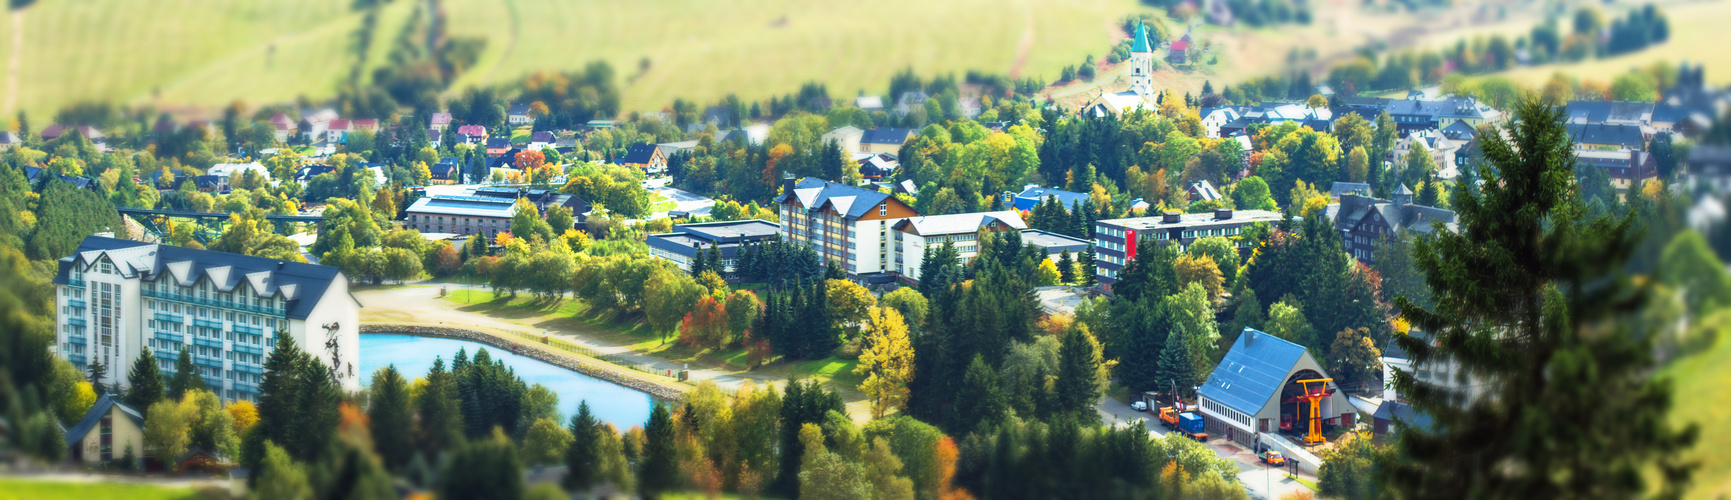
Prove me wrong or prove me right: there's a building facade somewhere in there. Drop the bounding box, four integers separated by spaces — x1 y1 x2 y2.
892 211 1027 281
775 177 919 280
1091 209 1282 285
1197 329 1355 450
404 195 520 238
646 220 781 273
53 236 362 403
1329 187 1457 263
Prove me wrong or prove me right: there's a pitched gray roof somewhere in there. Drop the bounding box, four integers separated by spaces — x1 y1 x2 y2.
56 236 347 320
894 211 1025 236
65 394 145 447
860 127 916 146
775 177 899 219
1198 328 1308 416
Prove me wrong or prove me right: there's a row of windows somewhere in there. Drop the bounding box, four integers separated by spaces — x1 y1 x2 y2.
145 280 281 309
1202 398 1253 430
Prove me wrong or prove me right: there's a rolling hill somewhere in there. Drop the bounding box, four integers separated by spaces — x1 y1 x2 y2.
0 0 1149 119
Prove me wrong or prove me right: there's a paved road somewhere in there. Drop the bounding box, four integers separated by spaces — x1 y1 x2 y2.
1098 395 1317 500
651 185 714 218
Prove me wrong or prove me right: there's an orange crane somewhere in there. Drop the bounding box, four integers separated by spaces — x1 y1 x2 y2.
1295 378 1335 444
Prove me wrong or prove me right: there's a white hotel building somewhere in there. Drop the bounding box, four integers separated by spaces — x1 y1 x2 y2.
53 236 362 402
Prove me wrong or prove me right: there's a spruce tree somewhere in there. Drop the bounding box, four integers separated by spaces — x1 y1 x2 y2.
168 347 204 400
122 350 165 410
563 401 600 491
638 404 678 497
1056 250 1075 284
1054 325 1104 423
1079 246 1097 285
1379 99 1698 498
416 357 465 457
368 365 413 473
86 359 107 396
950 355 1006 436
1156 325 1195 398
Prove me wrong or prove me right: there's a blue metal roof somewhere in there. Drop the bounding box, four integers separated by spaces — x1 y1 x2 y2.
1198 328 1310 416
1010 186 1090 212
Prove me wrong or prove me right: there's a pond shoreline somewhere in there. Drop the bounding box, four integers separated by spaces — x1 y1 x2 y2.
360 324 686 402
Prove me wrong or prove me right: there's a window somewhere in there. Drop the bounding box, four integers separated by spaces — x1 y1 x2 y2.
879 203 887 216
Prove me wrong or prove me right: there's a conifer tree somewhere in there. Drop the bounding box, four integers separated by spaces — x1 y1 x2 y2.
1379 99 1698 498
638 404 678 497
168 347 205 400
563 401 601 491
368 365 413 473
416 357 464 457
86 359 107 396
1079 246 1097 285
122 350 164 409
1057 250 1075 283
1054 325 1105 423
1157 325 1196 398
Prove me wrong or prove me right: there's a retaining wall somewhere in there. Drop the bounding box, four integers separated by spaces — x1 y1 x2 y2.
360 324 686 401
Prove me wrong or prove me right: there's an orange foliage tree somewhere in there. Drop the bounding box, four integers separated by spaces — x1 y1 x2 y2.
678 296 730 350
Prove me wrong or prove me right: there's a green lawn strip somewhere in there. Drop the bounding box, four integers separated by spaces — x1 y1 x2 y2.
1286 474 1320 491
0 479 202 500
1658 309 1731 500
651 199 678 212
438 289 869 391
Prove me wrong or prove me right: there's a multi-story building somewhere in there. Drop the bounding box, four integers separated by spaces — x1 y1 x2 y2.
891 211 1026 281
646 220 781 273
404 195 520 238
1576 149 1658 194
1329 186 1457 263
1091 209 1282 285
52 236 361 403
775 177 919 282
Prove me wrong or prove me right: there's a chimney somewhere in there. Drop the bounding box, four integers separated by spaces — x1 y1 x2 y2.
1161 211 1180 224
1214 208 1233 220
782 172 797 196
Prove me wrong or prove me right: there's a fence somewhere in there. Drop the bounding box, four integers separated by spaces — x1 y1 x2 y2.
503 330 681 381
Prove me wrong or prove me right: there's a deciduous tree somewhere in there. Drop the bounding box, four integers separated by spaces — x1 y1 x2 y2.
857 307 915 419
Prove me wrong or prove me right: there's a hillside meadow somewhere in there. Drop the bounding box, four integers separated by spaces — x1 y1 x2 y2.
0 0 1150 118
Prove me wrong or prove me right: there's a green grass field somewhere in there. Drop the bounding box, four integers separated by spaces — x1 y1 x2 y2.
0 479 202 500
1 0 1150 118
1660 309 1731 500
1493 0 1731 88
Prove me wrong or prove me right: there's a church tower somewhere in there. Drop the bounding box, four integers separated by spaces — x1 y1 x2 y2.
1128 22 1154 95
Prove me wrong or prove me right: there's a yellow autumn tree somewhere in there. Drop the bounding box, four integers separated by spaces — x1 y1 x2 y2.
1036 259 1061 286
826 279 877 327
1173 253 1224 302
227 399 259 434
856 307 914 419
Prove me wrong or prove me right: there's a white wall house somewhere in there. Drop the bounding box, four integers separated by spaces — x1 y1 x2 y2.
53 236 362 402
893 211 1027 281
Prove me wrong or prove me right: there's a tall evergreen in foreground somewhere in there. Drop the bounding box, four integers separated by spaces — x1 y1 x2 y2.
1380 99 1696 499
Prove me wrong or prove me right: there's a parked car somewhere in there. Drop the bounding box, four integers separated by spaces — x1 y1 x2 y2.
1130 400 1148 411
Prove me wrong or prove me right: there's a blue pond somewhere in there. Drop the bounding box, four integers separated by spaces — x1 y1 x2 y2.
359 333 654 429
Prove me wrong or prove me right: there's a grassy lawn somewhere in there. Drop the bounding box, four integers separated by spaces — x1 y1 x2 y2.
1659 309 1731 500
1286 474 1320 491
439 288 866 389
0 479 201 500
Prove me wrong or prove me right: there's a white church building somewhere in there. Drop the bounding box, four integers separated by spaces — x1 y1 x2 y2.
52 235 362 402
1084 21 1163 117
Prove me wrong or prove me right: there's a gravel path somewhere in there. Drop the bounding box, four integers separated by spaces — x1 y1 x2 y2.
354 284 783 393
